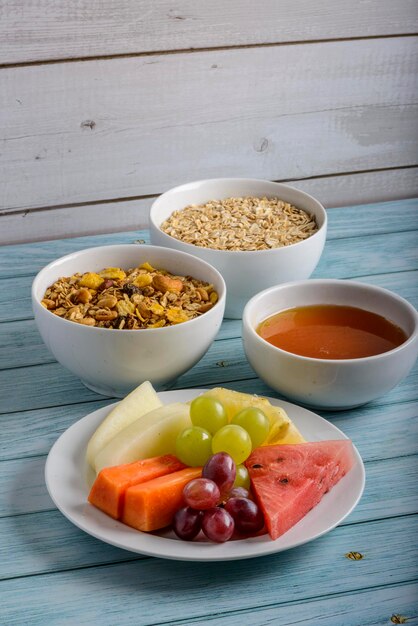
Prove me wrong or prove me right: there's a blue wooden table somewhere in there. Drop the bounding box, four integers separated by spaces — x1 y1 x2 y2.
1 199 417 625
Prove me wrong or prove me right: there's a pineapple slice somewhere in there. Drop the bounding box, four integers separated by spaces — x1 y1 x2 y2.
199 387 305 444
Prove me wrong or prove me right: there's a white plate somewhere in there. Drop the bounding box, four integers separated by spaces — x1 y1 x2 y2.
45 389 365 562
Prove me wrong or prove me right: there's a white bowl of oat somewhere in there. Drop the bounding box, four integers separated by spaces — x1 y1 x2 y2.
149 178 327 318
32 244 226 397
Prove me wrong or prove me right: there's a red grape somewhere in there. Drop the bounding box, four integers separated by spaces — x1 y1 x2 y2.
183 478 220 510
228 486 250 499
224 497 264 534
173 507 202 541
201 507 234 542
202 452 236 496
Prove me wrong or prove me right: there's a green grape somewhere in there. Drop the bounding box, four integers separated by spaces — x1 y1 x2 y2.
234 464 251 490
190 396 228 435
212 424 252 465
175 427 212 467
231 407 270 448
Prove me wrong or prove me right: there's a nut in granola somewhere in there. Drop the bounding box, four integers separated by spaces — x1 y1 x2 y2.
41 262 218 330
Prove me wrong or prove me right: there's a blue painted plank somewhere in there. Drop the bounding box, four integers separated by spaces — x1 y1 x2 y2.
0 399 109 462
0 320 52 369
0 331 417 415
327 197 418 240
1 393 416 466
0 202 416 622
312 230 418 280
0 199 416 280
183 582 418 626
1 454 416 577
0 268 417 369
0 455 54 517
1 233 416 323
0 318 243 371
0 516 416 625
0 232 151 280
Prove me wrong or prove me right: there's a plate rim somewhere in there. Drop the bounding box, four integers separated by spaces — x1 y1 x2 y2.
45 388 366 562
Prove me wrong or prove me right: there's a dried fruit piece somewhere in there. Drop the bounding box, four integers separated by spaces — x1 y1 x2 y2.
42 261 218 329
78 273 104 289
166 308 190 324
116 300 135 317
149 302 165 316
133 274 153 288
75 288 92 304
139 262 155 272
99 268 126 280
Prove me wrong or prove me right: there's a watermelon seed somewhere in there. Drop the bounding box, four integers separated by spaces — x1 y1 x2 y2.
252 464 263 469
279 478 289 484
276 457 284 462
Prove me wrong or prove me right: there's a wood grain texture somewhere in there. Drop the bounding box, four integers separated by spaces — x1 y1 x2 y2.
2 169 418 245
1 37 417 212
1 202 417 624
1 516 417 625
1 1 417 64
1 199 417 278
1 454 416 577
0 332 417 415
0 380 417 463
1 230 416 325
183 583 418 626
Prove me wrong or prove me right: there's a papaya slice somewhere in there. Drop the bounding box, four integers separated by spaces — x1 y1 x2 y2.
123 467 201 532
88 454 185 519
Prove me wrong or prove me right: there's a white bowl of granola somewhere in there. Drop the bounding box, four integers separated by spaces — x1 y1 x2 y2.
32 244 226 397
149 178 327 318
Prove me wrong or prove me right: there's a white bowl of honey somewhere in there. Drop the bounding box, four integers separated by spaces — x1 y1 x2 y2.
242 279 418 410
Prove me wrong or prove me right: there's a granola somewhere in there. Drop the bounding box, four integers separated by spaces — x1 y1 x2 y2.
41 262 219 329
161 196 318 251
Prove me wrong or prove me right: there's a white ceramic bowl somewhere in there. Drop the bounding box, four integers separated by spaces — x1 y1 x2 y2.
149 178 327 319
242 279 418 410
32 244 226 398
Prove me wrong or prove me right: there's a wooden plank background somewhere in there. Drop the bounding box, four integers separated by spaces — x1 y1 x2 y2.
1 2 417 244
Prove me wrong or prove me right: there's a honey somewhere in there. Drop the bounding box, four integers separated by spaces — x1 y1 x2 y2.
257 305 408 359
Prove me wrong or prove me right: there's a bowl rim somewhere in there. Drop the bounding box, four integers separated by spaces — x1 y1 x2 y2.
242 278 418 364
149 178 327 256
31 243 226 335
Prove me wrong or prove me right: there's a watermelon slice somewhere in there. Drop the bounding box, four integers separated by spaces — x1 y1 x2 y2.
245 441 356 540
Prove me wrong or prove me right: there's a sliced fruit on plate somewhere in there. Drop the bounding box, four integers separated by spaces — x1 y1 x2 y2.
246 441 356 540
199 387 303 444
86 380 162 468
94 402 191 473
123 467 202 532
267 421 306 446
88 454 186 519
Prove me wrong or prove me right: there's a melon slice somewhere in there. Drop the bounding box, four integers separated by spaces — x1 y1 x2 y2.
246 441 356 540
94 402 191 473
88 455 186 519
86 381 162 468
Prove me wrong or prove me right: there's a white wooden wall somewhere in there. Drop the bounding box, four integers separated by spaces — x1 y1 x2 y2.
1 1 417 244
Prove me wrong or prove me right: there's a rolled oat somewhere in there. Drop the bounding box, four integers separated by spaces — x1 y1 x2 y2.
161 196 318 251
